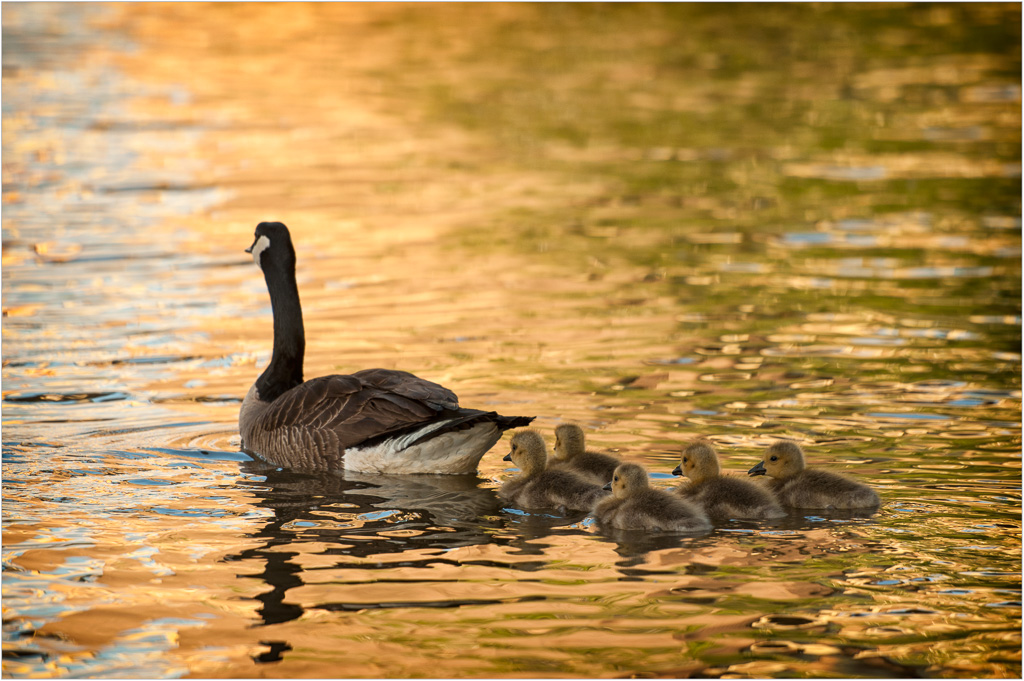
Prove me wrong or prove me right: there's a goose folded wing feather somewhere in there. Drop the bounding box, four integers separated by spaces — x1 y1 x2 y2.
256 374 438 443
256 375 361 430
352 368 459 410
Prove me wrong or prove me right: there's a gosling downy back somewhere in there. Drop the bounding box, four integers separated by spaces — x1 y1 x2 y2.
594 463 711 532
748 440 880 510
672 439 785 520
500 429 607 513
238 221 533 474
550 423 620 485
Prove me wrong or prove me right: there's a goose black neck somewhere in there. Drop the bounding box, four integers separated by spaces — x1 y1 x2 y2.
256 258 305 403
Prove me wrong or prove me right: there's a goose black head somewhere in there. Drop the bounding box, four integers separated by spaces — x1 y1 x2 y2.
246 221 296 272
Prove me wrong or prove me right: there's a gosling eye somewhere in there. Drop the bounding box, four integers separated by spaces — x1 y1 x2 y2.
682 457 688 463
769 455 777 461
613 475 619 482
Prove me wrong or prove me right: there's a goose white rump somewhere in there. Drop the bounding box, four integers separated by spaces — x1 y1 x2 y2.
345 420 504 474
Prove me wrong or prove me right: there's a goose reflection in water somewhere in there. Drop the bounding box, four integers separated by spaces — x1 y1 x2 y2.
232 460 510 626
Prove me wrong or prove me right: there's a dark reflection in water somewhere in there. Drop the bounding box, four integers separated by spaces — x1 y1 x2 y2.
233 463 514 625
238 462 505 538
232 462 643 625
236 464 502 535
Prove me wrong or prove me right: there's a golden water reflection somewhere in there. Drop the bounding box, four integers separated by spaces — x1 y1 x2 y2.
3 2 1020 679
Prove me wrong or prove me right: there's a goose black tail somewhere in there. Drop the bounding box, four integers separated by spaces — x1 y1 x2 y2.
495 414 535 431
401 410 534 448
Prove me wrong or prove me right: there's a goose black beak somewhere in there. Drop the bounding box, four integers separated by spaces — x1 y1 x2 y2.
245 237 257 254
602 481 612 490
748 461 767 476
671 465 682 477
503 452 512 462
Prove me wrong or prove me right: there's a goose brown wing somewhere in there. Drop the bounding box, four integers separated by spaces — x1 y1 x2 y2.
351 368 459 410
256 371 456 450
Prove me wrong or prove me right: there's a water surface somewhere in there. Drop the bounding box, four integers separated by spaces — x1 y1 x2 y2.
2 4 1020 678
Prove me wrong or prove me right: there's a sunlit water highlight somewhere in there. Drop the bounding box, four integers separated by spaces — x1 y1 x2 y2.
3 4 1020 678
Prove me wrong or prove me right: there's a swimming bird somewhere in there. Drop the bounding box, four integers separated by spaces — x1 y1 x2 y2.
594 462 711 532
500 429 608 512
549 423 620 485
238 221 533 474
747 440 880 509
672 439 785 520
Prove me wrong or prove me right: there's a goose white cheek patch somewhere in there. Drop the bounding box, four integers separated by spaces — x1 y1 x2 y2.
251 235 270 268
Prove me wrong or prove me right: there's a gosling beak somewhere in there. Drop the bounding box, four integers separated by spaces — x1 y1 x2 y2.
602 482 612 490
503 452 512 462
671 465 682 477
748 461 767 476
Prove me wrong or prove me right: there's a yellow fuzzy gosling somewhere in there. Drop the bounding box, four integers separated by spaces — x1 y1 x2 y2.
673 439 785 520
500 429 607 513
594 463 711 532
550 423 620 486
748 440 880 510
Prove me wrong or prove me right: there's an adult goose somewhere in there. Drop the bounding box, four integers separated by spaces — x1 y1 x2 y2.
238 221 534 474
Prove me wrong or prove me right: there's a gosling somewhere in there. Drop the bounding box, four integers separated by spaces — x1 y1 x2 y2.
501 429 608 513
748 440 880 509
673 439 786 520
550 423 620 486
594 463 711 532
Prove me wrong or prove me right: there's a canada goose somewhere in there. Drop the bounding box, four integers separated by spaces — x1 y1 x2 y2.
549 423 620 485
238 221 533 474
500 429 608 512
594 463 711 532
748 440 880 509
672 439 785 520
